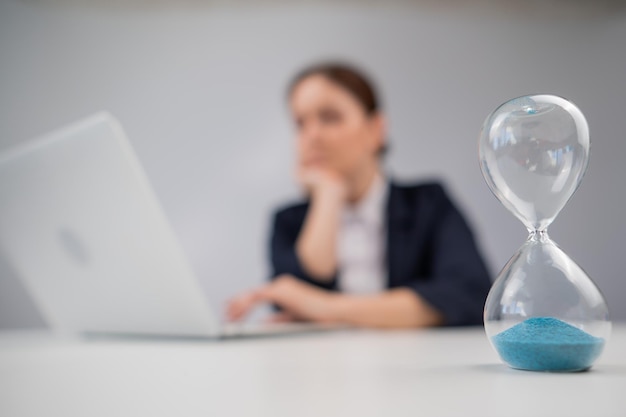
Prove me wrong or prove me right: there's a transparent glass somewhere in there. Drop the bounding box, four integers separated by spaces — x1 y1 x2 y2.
479 94 610 372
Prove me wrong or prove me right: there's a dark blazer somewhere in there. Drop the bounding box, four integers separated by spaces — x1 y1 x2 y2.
269 181 492 326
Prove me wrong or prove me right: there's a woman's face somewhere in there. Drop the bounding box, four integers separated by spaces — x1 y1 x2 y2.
289 75 384 179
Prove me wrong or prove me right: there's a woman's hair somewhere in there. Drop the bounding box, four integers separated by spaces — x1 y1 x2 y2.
287 62 380 115
287 62 387 155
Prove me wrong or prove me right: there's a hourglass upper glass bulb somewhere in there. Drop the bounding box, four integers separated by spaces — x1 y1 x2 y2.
479 94 590 232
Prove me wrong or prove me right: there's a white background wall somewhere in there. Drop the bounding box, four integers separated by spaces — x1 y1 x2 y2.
1 0 625 327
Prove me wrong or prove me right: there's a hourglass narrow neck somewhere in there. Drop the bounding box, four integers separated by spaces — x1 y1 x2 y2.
528 229 550 242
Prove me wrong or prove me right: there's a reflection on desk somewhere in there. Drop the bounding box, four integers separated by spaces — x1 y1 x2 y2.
1 325 625 417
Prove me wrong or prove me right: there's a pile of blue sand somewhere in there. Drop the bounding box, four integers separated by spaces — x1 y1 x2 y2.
492 317 604 372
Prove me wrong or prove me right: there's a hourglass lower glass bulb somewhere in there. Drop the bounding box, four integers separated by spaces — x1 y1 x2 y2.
479 95 610 372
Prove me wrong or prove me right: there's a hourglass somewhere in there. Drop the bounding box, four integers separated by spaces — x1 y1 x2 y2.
479 94 610 372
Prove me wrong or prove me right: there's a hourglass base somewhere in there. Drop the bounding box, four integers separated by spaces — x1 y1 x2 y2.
490 317 605 372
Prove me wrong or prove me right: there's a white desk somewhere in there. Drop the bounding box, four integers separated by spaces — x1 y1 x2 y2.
1 325 625 417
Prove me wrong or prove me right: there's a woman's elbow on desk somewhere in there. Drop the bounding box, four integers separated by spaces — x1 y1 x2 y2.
331 288 445 329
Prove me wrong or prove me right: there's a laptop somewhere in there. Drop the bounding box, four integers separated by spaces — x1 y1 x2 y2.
0 112 340 339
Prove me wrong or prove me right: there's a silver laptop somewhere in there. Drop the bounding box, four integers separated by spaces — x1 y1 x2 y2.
0 112 337 339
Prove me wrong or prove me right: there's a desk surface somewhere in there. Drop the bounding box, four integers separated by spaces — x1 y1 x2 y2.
1 325 625 417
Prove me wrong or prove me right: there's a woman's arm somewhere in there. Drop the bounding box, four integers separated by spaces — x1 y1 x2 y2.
227 274 443 328
331 288 444 328
294 170 347 281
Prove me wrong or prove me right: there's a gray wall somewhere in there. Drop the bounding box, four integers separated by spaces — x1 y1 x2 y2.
1 0 625 328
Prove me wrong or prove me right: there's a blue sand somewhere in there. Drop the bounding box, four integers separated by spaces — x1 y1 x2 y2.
492 317 604 372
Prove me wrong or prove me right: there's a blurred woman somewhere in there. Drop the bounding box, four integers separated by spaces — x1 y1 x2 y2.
227 63 491 328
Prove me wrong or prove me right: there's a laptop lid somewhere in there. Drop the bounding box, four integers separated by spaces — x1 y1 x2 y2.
0 112 220 337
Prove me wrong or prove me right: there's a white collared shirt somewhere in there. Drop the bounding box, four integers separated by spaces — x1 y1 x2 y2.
337 175 388 294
